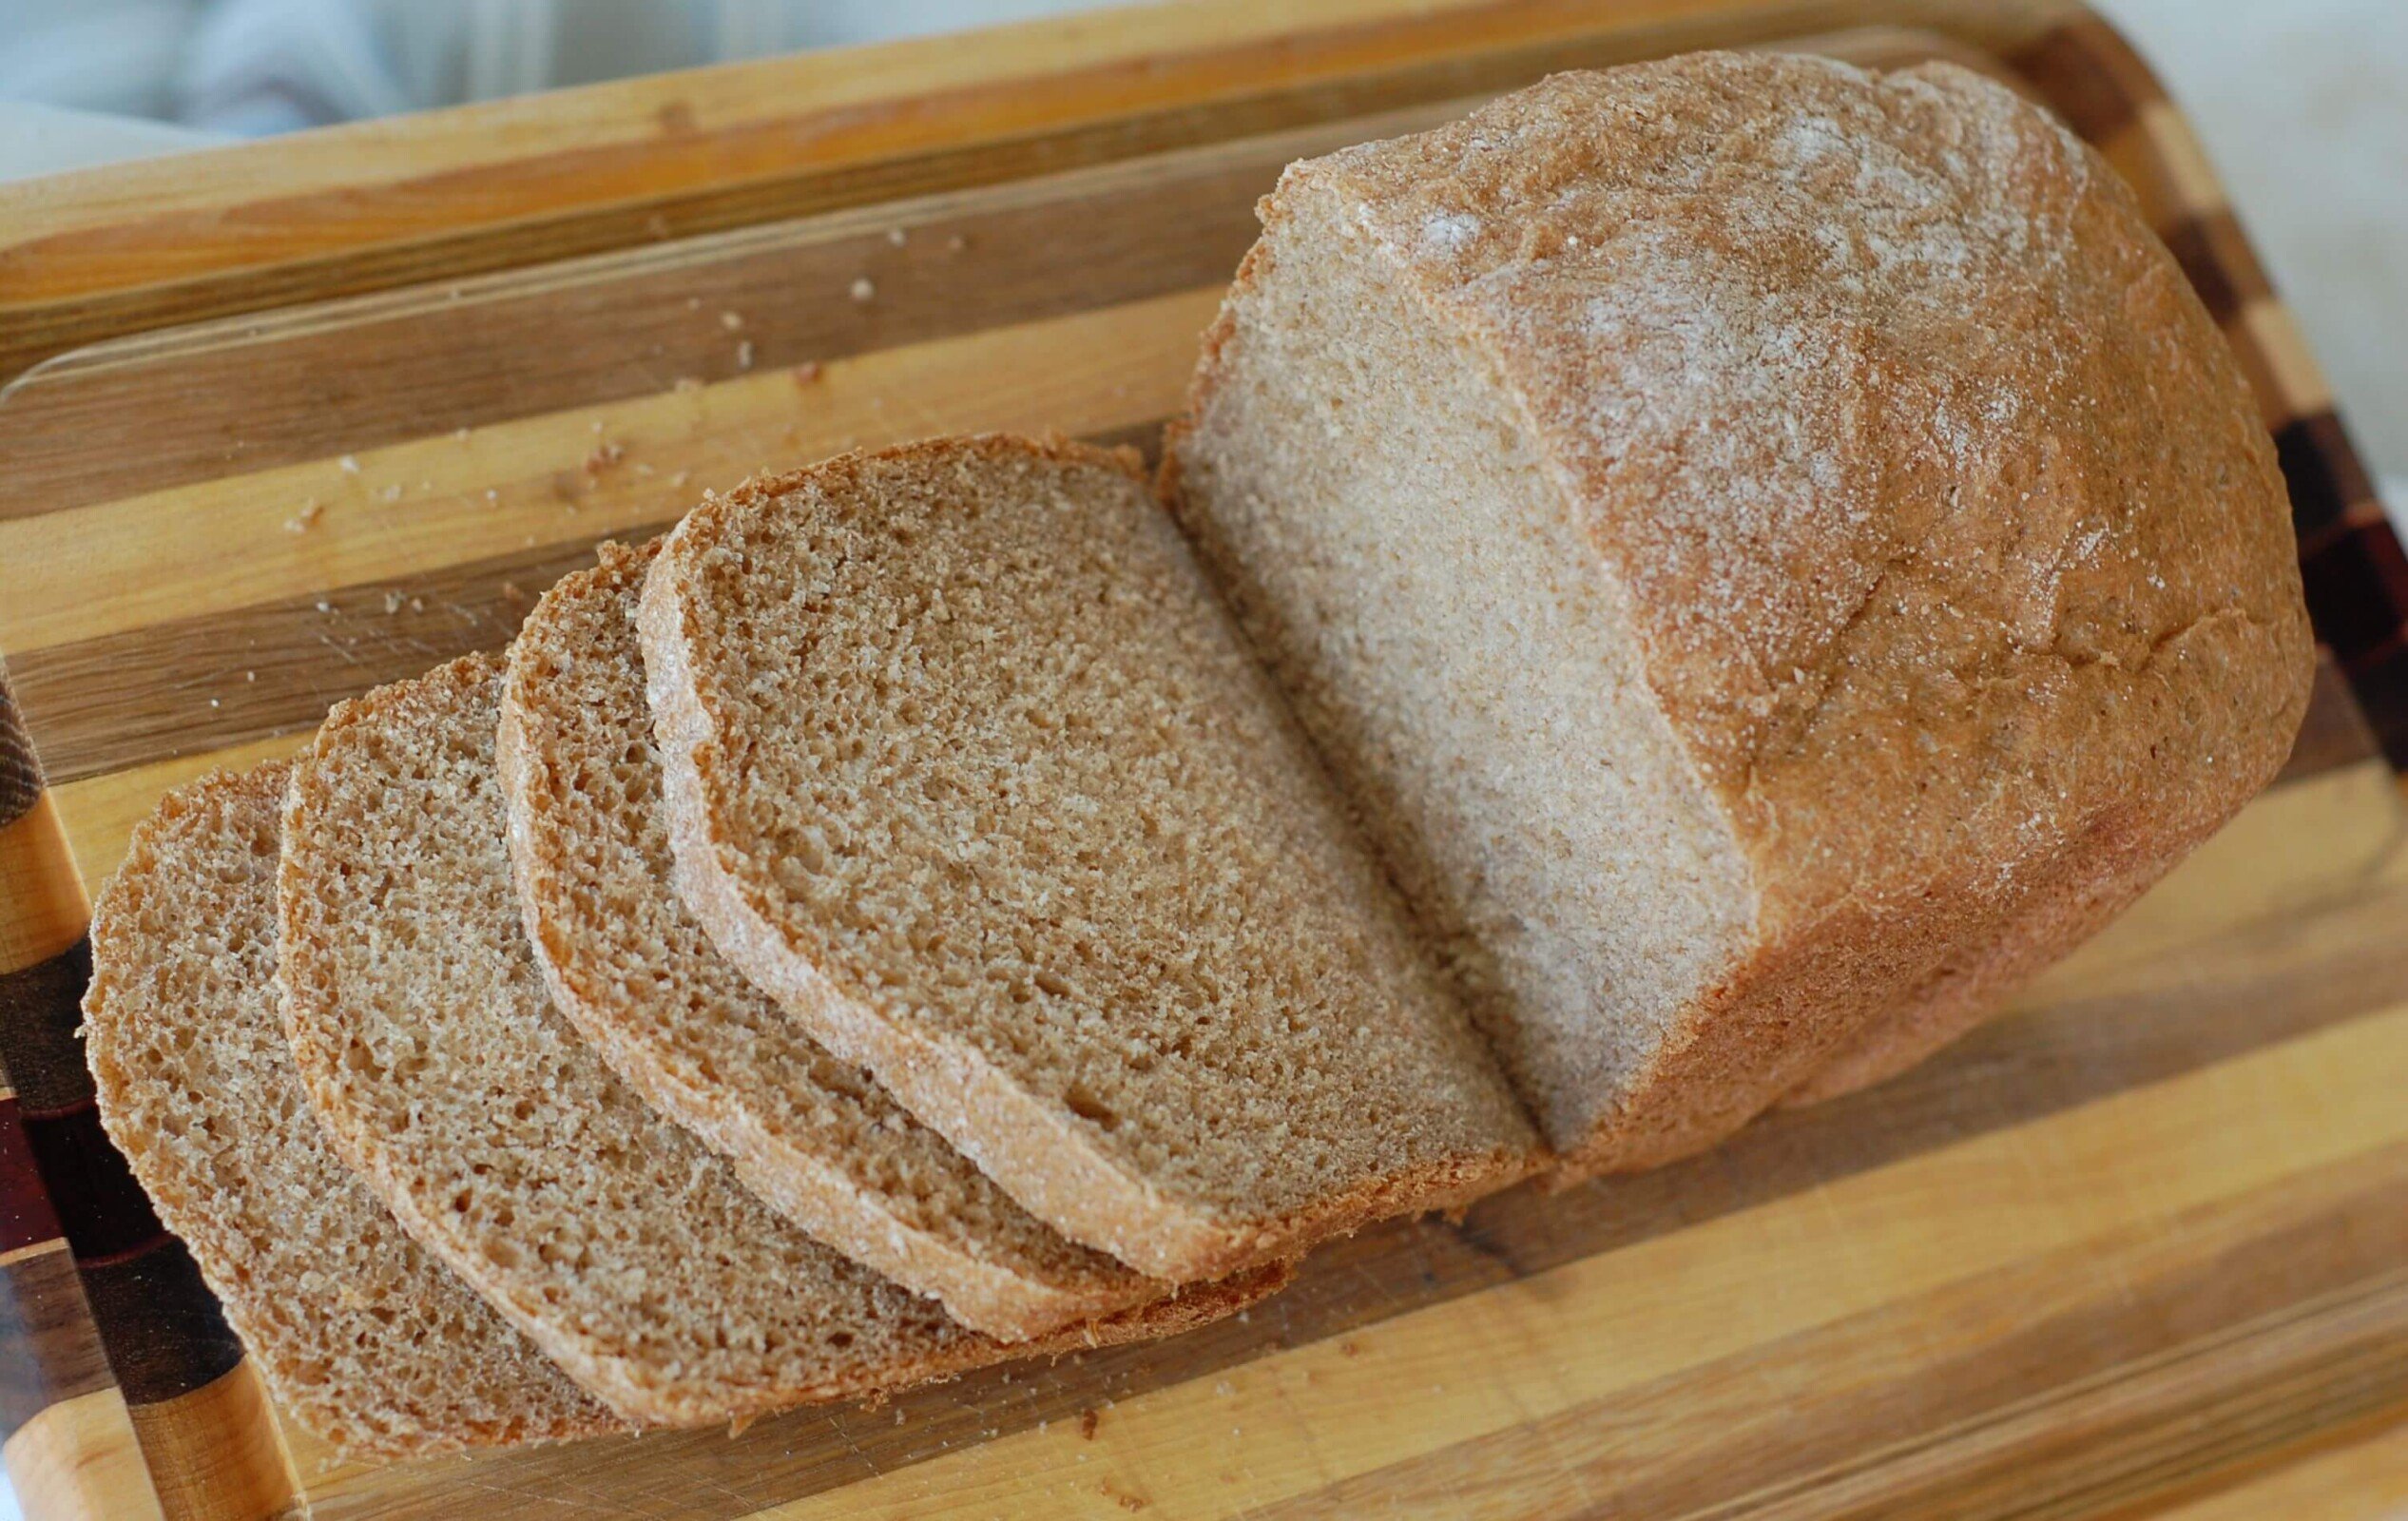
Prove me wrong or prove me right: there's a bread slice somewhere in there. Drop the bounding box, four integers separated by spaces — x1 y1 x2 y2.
498 538 1162 1341
1163 53 2316 1173
276 651 1284 1427
639 434 1540 1283
83 761 622 1458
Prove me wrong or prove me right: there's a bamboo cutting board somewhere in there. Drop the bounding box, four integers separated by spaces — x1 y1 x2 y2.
4 3 2407 1518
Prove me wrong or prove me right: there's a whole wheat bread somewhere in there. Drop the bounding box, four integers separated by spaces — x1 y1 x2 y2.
276 651 1283 1427
1163 54 2315 1172
84 761 623 1457
640 434 1540 1283
499 538 1163 1340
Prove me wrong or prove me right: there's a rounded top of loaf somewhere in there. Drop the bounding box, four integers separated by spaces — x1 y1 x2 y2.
1274 50 2313 925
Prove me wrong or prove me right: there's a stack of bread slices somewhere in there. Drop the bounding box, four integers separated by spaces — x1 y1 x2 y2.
82 52 2312 1461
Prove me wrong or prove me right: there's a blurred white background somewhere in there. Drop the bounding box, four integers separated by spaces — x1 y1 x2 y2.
0 3 2398 1514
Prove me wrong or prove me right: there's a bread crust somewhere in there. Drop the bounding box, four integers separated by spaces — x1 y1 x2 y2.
1170 54 2315 1170
641 433 1539 1281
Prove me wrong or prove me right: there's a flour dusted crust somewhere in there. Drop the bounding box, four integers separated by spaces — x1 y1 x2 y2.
1170 54 2314 1170
84 762 622 1457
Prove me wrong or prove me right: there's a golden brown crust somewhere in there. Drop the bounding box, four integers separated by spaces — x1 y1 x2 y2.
1174 53 2313 1170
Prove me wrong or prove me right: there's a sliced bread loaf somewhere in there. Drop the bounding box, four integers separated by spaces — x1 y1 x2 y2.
499 538 1161 1341
277 651 1282 1427
639 435 1540 1283
83 761 621 1458
1163 54 2316 1171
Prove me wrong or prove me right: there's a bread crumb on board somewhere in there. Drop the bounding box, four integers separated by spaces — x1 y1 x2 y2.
283 498 323 533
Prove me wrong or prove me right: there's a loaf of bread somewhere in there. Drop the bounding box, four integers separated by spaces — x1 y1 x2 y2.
499 540 1163 1340
640 435 1541 1281
1165 53 2315 1172
277 652 1282 1426
83 762 622 1456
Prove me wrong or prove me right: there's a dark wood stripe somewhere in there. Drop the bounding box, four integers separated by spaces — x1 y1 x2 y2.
77 1237 244 1405
2159 210 2270 325
10 420 1167 786
0 1095 65 1255
2298 500 2398 565
24 1107 169 1268
2282 412 2382 543
2343 638 2408 775
2276 655 2382 783
0 938 92 1113
0 1237 116 1437
340 879 2408 1518
0 138 1291 522
2302 522 2408 667
2005 17 2151 144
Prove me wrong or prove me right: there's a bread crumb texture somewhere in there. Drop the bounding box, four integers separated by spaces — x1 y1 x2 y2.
83 762 621 1458
642 435 1538 1280
274 653 1023 1427
499 540 1163 1340
1170 54 2314 1170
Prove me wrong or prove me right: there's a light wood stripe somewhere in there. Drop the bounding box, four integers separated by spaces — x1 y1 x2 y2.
0 794 89 973
1 1386 165 1521
2141 1415 2408 1520
0 288 1220 661
124 1362 301 1521
2100 98 2232 233
2135 98 2232 221
744 1000 2408 1520
2025 758 2407 992
2237 297 2339 421
0 1238 67 1270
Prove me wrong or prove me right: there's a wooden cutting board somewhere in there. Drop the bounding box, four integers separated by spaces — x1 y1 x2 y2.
4 2 2406 1518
